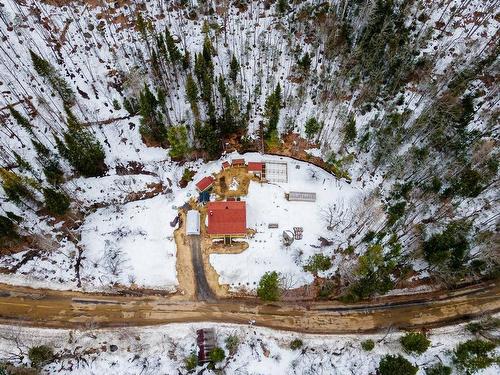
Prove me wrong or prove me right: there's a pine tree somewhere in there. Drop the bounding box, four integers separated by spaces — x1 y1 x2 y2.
60 109 106 177
264 84 282 139
123 97 139 115
195 121 220 159
0 169 36 204
29 49 75 105
0 215 19 248
166 125 190 160
344 115 357 145
13 152 33 172
304 117 321 139
138 85 168 144
136 13 148 41
202 35 213 63
297 52 312 71
29 49 53 78
165 27 182 64
9 106 33 134
185 74 199 118
182 50 191 70
42 158 64 186
277 0 288 14
43 188 70 215
229 55 240 83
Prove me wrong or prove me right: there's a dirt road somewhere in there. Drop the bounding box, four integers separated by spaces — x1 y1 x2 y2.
0 281 497 333
189 235 215 302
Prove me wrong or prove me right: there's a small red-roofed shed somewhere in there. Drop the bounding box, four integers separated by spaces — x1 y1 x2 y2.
195 176 215 192
248 162 263 179
222 161 231 170
231 158 245 167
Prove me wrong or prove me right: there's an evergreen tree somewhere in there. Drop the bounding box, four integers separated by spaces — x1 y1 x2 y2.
264 84 282 140
297 52 312 71
453 340 497 374
378 355 418 375
166 125 190 160
344 115 357 145
13 152 32 172
277 0 288 14
165 27 182 64
136 14 148 41
304 117 322 140
9 106 33 134
400 332 430 354
29 49 52 77
229 55 240 83
42 158 64 186
59 109 106 177
423 220 471 269
43 188 70 215
29 50 75 105
0 215 19 247
138 85 168 144
256 271 281 301
185 74 199 118
182 50 191 70
195 121 220 158
202 35 213 63
0 169 36 204
123 97 139 115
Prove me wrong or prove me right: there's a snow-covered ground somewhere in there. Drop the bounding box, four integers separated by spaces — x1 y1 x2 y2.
0 320 497 375
210 154 370 292
79 195 179 290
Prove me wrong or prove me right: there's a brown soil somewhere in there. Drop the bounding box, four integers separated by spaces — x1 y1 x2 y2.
212 167 253 199
173 211 196 301
0 282 497 333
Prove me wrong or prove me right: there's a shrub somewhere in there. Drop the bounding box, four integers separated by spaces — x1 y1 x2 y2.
387 201 406 226
453 339 497 374
400 332 430 354
225 334 239 355
290 339 303 350
303 254 332 274
425 363 452 375
423 220 471 269
43 188 70 215
0 215 19 247
256 271 281 301
184 352 198 371
208 347 225 363
361 339 375 351
378 354 418 375
28 345 54 368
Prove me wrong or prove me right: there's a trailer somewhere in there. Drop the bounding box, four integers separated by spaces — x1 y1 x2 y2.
186 210 200 235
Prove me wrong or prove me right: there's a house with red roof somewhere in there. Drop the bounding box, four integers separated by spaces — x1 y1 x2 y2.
207 201 247 244
247 162 263 179
221 161 231 170
195 176 215 192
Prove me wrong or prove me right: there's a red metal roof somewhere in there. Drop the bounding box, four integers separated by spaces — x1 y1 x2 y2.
207 201 246 235
222 161 230 169
232 158 245 165
195 176 214 192
247 162 263 172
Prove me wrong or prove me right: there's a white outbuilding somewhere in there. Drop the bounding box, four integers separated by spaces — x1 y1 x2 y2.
186 210 200 235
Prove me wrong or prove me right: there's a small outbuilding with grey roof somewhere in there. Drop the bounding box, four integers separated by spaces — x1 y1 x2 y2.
186 210 200 235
